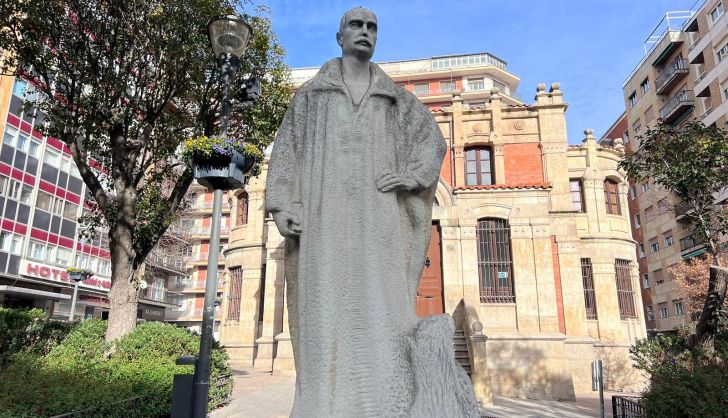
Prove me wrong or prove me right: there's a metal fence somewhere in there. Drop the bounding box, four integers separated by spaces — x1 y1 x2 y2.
612 396 645 418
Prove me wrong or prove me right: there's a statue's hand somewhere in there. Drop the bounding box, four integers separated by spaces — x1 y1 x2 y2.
376 170 419 192
272 210 301 239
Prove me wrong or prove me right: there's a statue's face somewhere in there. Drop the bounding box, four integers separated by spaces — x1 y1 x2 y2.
337 8 377 60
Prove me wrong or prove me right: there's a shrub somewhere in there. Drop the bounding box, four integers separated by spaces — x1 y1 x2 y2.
0 320 233 417
632 330 728 418
0 308 74 369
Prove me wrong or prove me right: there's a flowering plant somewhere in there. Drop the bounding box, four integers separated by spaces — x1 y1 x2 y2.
66 267 94 276
182 135 263 168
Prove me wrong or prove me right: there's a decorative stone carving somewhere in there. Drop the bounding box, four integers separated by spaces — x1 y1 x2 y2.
265 7 478 417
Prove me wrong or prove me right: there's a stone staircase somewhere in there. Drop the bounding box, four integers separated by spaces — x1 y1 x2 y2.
453 329 471 376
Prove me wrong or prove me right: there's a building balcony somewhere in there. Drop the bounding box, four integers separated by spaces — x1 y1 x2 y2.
190 226 230 238
679 235 706 259
145 253 188 275
659 89 694 122
138 288 184 307
655 58 689 95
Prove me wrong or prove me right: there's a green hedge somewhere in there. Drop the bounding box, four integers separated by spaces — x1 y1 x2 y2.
0 308 75 369
0 319 233 417
632 330 728 418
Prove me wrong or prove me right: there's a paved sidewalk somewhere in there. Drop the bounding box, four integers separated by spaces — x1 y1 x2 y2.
212 364 625 418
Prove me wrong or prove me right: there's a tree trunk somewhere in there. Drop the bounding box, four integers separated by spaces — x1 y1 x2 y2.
104 186 139 342
691 265 728 349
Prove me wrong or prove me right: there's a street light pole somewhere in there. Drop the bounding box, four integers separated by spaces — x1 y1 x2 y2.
192 53 238 418
189 15 253 418
68 280 80 321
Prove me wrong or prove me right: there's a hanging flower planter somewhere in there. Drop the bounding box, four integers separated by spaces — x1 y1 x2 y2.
182 136 263 191
66 267 94 282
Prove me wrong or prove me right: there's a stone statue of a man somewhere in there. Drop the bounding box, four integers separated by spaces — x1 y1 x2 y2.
266 7 479 417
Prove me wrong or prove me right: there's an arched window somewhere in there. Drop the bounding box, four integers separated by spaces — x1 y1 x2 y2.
465 147 494 186
476 218 514 303
237 192 249 225
603 179 621 215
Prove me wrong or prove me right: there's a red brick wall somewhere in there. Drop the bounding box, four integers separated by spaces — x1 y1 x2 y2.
503 143 543 184
440 147 453 186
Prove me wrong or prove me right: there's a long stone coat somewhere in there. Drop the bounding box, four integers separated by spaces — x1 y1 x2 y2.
266 58 449 417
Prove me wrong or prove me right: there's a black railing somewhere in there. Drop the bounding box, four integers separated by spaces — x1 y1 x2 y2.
659 89 694 120
655 58 688 93
612 396 645 418
138 287 183 306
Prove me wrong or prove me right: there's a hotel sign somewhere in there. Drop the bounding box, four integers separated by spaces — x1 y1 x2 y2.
19 259 111 292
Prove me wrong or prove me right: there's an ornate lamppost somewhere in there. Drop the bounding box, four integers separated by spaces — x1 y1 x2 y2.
190 15 254 418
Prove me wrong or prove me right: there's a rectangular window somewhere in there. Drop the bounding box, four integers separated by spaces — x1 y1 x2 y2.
654 269 665 285
630 185 637 199
634 214 641 228
0 232 24 255
36 191 53 211
570 179 585 212
674 300 685 316
45 148 61 167
640 78 650 94
477 218 515 303
659 303 669 319
440 80 455 93
642 273 650 289
28 139 40 158
63 201 78 219
227 267 243 321
465 148 493 186
641 182 649 192
650 238 659 253
604 179 621 215
644 106 655 124
55 247 71 265
467 78 485 91
647 305 655 321
645 205 655 220
711 2 724 23
413 82 429 96
639 244 645 258
3 125 18 146
98 260 111 276
581 258 597 319
623 130 630 145
12 78 27 98
615 259 637 319
29 241 46 260
664 235 674 247
628 92 637 108
716 42 728 63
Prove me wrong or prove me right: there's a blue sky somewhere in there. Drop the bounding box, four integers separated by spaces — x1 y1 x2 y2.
259 0 700 144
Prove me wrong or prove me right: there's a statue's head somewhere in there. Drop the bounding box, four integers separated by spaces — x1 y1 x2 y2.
336 7 377 61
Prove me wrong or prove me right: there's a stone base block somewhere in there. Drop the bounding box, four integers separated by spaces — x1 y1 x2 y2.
224 344 256 366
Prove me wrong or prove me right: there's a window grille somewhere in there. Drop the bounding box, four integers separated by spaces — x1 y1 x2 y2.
615 259 637 319
581 258 598 319
477 218 514 303
227 267 243 321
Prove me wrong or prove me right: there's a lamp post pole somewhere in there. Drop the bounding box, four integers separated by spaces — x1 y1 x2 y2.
68 279 80 321
189 15 252 418
192 53 239 418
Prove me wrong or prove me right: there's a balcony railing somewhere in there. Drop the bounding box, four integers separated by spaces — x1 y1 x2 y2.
659 89 694 122
138 288 184 306
190 226 230 236
145 253 188 273
679 234 705 254
655 58 689 94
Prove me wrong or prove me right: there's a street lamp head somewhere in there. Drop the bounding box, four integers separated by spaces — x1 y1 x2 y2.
208 15 254 59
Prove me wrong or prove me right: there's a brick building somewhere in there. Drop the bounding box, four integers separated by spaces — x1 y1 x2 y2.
613 1 728 334
217 53 646 403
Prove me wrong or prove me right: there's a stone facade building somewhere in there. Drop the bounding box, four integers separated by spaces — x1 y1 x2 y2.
218 53 646 403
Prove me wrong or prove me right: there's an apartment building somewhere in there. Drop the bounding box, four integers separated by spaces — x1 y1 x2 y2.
216 53 646 403
613 2 728 334
0 75 182 322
